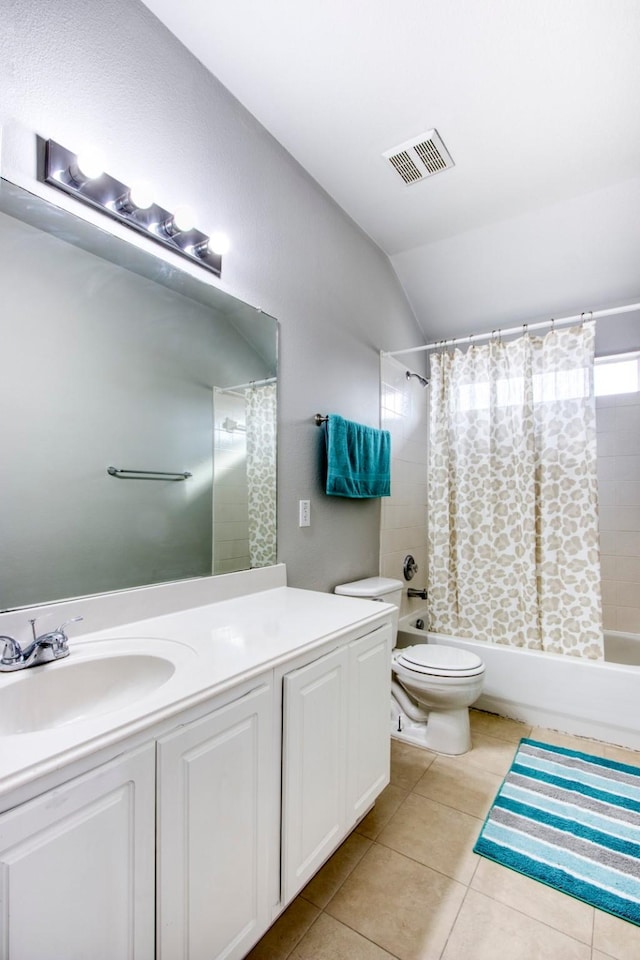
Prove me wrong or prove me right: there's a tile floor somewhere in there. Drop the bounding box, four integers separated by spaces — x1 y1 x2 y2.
247 710 640 960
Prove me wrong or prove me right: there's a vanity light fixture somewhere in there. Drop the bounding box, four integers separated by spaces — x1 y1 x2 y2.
42 139 224 277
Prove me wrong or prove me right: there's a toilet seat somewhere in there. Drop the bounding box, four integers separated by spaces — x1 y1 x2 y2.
393 643 484 678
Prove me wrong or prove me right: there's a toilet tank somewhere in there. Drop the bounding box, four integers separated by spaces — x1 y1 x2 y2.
334 577 403 638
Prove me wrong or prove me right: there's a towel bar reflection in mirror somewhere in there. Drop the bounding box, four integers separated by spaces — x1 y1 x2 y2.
107 467 192 481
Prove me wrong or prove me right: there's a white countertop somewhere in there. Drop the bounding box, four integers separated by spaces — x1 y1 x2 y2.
0 585 392 801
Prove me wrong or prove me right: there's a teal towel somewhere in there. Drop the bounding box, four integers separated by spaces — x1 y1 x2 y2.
325 415 391 498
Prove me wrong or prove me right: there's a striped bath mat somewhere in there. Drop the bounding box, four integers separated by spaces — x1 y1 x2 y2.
474 738 640 925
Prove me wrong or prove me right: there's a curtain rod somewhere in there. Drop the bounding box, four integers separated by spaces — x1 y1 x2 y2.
215 376 276 394
381 301 640 359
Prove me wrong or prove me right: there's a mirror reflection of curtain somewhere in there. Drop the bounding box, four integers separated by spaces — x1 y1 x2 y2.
427 323 604 659
246 382 277 567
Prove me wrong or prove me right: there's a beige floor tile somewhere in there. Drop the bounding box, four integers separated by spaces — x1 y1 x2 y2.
470 709 532 743
326 843 466 960
529 727 606 756
377 792 480 884
603 744 640 766
593 909 640 960
355 783 409 840
471 857 594 944
390 739 436 791
290 913 397 960
592 953 618 960
441 889 590 960
246 897 320 960
463 730 519 777
413 753 503 819
300 832 372 908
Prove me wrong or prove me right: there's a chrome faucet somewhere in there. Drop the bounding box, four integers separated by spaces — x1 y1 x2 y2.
0 617 84 672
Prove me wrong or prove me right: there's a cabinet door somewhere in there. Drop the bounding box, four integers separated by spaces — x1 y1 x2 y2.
157 680 273 960
281 645 348 904
0 744 156 960
348 624 392 820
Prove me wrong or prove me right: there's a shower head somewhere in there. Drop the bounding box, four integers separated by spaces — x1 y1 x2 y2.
406 370 429 387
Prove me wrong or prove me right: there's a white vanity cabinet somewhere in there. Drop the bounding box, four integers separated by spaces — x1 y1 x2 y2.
0 743 156 960
281 623 392 903
347 622 394 821
156 676 274 960
0 581 394 960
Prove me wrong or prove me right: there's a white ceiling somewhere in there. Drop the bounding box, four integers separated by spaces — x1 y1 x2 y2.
141 0 640 339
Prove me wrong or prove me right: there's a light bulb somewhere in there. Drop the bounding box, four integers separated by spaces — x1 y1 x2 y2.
208 232 231 256
115 180 155 214
74 147 105 181
129 180 154 211
172 205 195 233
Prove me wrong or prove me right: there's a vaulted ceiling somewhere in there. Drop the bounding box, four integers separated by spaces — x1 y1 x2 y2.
141 0 640 339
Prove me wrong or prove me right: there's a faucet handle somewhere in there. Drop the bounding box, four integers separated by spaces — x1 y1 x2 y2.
0 636 22 665
56 616 84 636
53 615 84 647
36 616 84 651
403 554 419 581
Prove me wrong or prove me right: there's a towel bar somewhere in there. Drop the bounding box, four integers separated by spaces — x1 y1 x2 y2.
314 414 329 425
107 466 192 481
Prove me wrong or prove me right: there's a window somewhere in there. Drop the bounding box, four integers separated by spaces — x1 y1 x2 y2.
456 352 640 411
458 370 590 411
594 353 640 397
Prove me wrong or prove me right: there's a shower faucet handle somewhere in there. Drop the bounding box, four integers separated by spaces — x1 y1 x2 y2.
403 555 419 581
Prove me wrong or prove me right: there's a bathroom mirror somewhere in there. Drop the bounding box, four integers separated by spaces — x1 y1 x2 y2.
0 178 278 611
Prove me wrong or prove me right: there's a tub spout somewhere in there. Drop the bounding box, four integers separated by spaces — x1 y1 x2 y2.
407 588 428 600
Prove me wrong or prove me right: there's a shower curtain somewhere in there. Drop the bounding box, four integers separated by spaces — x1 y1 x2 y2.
427 323 604 659
246 382 277 567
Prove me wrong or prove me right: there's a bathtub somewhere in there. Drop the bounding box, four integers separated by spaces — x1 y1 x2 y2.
397 613 640 751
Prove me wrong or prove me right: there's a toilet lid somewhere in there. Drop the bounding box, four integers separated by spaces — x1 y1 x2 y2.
394 643 484 678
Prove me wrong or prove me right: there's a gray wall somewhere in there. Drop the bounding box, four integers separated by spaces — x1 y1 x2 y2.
0 0 423 598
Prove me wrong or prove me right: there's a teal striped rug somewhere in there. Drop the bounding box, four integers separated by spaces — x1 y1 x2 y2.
474 738 640 925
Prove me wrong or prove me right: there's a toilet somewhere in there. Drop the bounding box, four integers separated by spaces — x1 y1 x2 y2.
334 577 485 755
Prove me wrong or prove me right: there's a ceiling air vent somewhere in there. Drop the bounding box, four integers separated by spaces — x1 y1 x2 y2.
383 129 454 185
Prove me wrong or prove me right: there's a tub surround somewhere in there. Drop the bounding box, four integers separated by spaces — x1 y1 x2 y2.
379 355 429 606
597 390 640 635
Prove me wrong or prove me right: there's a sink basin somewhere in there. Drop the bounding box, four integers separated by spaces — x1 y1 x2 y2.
0 648 177 735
